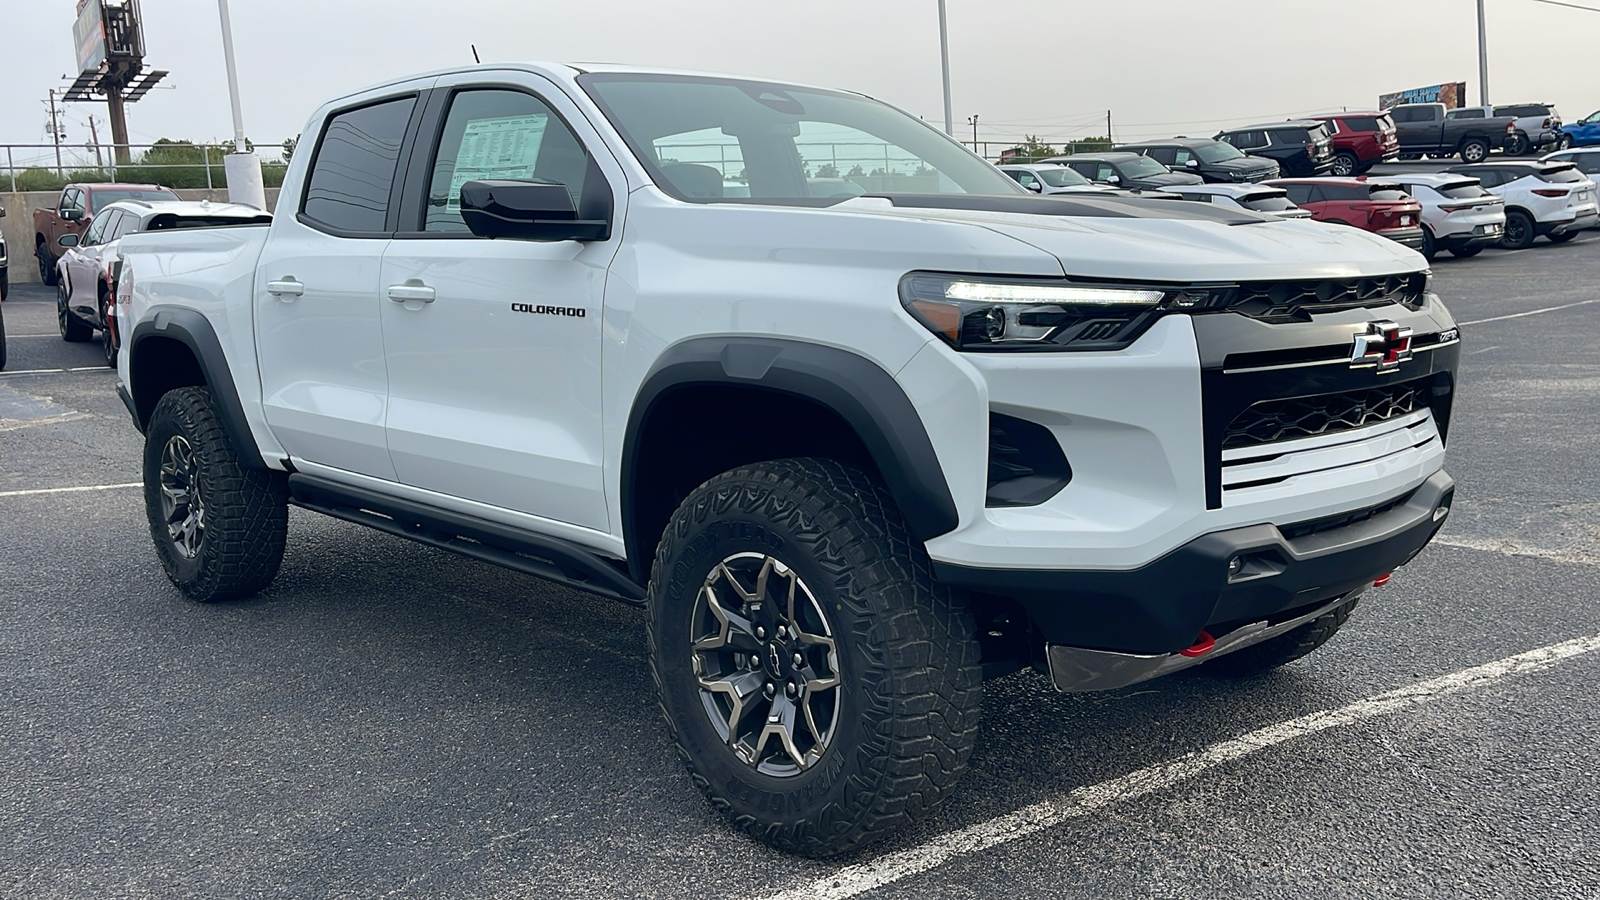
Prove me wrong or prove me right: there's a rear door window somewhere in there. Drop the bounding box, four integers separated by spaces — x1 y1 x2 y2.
1433 181 1491 199
1280 184 1315 205
1452 108 1485 119
302 95 417 234
1343 117 1379 132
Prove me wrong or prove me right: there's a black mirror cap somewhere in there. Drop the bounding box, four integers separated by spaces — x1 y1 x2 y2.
459 179 610 242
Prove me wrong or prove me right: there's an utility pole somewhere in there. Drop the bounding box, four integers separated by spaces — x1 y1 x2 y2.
216 0 266 208
88 116 104 169
1107 109 1113 144
967 114 979 148
1476 0 1490 106
47 89 65 175
938 0 953 135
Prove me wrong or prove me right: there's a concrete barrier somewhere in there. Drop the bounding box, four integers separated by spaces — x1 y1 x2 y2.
2 188 283 286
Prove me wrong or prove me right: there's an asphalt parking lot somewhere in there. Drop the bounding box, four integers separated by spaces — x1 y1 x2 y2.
4 232 1600 899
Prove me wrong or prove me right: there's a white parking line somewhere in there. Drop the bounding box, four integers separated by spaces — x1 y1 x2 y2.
0 482 141 499
766 633 1600 900
1434 535 1600 566
1460 298 1600 326
0 367 114 377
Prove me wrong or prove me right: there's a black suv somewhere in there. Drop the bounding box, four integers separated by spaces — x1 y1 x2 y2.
1040 152 1204 191
1215 121 1335 177
1114 138 1279 183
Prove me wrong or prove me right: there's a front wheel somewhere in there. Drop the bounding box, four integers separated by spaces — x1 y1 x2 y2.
1501 210 1536 250
1201 598 1359 677
1420 226 1437 260
1330 151 1358 177
58 281 91 342
1459 139 1490 163
647 458 981 857
143 386 288 602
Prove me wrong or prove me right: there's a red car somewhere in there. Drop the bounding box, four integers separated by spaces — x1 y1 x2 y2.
1306 112 1400 176
1267 177 1425 251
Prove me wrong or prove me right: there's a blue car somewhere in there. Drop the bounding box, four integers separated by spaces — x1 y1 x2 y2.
1562 109 1600 147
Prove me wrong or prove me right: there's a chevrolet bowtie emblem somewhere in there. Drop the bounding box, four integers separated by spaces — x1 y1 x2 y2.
1350 320 1413 374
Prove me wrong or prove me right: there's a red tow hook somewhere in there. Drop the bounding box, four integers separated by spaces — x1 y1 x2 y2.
1180 630 1216 658
1373 573 1392 587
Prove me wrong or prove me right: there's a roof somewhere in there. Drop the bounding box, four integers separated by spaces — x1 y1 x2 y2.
1044 152 1144 163
1449 160 1572 170
1114 138 1225 149
1304 111 1387 119
1265 176 1400 185
1166 183 1288 197
99 199 272 219
1387 173 1481 186
1219 120 1325 132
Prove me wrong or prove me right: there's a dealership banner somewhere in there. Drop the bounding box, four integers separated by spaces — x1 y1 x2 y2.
1379 82 1469 110
73 0 106 75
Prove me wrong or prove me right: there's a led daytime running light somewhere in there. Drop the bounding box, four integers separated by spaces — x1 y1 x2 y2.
943 281 1164 306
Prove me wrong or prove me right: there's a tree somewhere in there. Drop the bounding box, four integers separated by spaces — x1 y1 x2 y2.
846 164 865 177
282 134 299 163
815 163 840 178
1001 135 1059 163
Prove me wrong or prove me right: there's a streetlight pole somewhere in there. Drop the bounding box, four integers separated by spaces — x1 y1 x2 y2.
216 0 266 209
1477 0 1490 106
938 0 954 135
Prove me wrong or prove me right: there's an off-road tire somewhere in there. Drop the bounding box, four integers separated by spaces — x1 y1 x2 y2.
1201 597 1360 677
58 281 91 343
143 386 287 602
1501 210 1536 250
1458 139 1489 163
647 458 982 857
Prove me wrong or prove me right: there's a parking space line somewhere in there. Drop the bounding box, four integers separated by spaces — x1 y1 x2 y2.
0 483 142 499
1460 299 1600 327
0 367 116 377
765 633 1600 900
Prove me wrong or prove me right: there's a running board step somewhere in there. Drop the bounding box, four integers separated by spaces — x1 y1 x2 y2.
287 474 645 604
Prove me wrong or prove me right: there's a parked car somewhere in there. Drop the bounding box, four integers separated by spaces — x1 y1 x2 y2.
32 183 180 286
1 204 9 303
1560 109 1600 148
1305 112 1400 176
1542 147 1600 176
1390 103 1516 162
1388 174 1506 260
55 199 271 366
997 163 1119 194
1112 138 1278 183
1214 120 1335 176
1041 152 1204 190
1446 160 1600 248
1267 177 1426 251
1485 103 1564 155
112 61 1458 857
1162 183 1313 219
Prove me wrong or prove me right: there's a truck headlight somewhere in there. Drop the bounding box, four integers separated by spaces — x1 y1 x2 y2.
900 272 1173 351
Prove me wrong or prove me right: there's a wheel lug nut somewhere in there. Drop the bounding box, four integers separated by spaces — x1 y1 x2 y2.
756 626 766 639
793 652 804 667
785 682 798 697
776 625 787 638
764 682 775 698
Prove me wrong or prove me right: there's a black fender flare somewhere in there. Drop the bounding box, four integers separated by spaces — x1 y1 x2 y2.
128 305 266 469
622 336 959 580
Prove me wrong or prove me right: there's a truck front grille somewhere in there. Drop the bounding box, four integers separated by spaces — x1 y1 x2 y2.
1222 382 1425 450
1215 275 1425 322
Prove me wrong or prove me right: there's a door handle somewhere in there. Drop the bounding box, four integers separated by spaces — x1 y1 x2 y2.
266 277 304 298
387 282 436 304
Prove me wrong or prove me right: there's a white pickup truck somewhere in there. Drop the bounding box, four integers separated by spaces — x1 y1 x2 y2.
114 63 1461 856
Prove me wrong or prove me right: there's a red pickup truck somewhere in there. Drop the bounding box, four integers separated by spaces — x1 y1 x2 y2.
33 183 178 285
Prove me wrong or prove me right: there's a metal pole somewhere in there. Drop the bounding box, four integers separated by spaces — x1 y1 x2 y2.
937 0 953 136
7 147 15 193
217 0 249 151
48 90 64 176
1477 0 1490 106
204 145 213 190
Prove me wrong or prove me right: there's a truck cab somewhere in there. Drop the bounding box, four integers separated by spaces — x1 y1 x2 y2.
1391 103 1516 163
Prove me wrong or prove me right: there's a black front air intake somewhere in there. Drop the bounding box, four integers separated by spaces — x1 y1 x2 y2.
987 412 1072 508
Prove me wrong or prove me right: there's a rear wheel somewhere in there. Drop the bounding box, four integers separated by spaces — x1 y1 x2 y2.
1330 151 1359 177
37 241 59 286
1506 132 1531 156
1459 139 1489 163
57 281 91 342
648 458 981 857
1449 245 1484 258
1420 226 1437 260
1201 598 1359 677
1558 134 1575 150
99 292 117 368
1501 210 1536 250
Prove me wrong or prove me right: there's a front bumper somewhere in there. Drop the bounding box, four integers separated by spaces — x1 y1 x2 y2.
935 470 1454 657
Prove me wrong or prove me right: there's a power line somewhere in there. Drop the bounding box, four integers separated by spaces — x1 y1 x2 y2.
1524 0 1600 11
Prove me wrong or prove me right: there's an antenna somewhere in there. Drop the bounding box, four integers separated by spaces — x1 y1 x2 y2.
471 44 481 64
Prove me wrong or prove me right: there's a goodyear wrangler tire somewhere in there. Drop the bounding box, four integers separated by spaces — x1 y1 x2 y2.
143 386 287 603
1201 597 1360 677
647 458 982 857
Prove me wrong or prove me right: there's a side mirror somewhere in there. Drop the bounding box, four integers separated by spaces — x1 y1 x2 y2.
1106 175 1121 184
1185 159 1199 168
459 180 609 242
0 205 7 217
1025 181 1043 193
62 208 83 221
58 234 79 248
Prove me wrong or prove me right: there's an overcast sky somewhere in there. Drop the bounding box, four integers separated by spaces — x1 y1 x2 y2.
2 0 1597 168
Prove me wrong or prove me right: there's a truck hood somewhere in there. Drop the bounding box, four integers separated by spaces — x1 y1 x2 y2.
837 194 1425 280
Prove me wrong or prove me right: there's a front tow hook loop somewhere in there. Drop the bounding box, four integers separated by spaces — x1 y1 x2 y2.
1180 631 1216 658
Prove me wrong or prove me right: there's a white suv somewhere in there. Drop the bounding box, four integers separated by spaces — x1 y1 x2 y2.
1163 183 1314 220
1390 174 1506 259
997 163 1119 194
1447 160 1599 248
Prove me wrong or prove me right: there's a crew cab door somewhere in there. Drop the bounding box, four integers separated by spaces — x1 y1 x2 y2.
375 74 624 532
254 86 428 480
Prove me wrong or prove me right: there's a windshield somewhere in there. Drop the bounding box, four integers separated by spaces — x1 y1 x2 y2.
1241 192 1297 211
1116 156 1170 178
579 74 1022 203
1037 167 1089 187
1192 142 1245 163
90 188 179 211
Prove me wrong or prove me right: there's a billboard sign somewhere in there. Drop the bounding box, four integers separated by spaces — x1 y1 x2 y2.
1379 82 1469 110
74 0 106 75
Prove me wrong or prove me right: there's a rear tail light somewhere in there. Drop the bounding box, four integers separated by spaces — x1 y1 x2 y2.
1306 142 1316 155
1543 117 1552 129
1531 188 1569 198
1506 122 1516 134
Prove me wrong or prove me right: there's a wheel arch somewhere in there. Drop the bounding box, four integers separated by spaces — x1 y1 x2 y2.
621 337 959 583
127 306 264 468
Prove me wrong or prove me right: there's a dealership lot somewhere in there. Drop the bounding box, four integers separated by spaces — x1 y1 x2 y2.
3 235 1600 897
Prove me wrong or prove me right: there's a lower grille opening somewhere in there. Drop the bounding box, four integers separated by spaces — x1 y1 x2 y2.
987 412 1072 508
1223 380 1427 450
1279 489 1417 541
